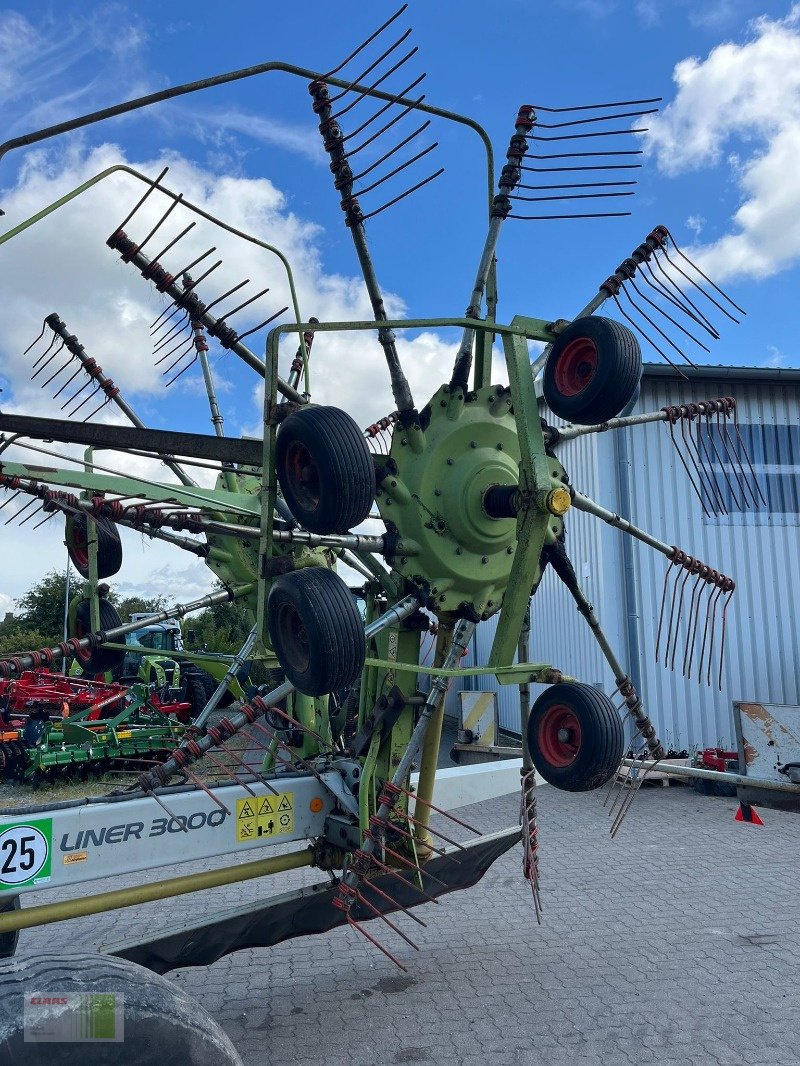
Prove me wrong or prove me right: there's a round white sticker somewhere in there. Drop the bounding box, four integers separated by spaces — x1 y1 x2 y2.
0 824 49 885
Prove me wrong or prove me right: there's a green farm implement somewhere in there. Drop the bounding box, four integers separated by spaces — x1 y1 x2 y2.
0 8 784 1050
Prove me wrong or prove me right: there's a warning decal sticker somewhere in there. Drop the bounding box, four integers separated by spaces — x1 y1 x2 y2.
236 793 294 842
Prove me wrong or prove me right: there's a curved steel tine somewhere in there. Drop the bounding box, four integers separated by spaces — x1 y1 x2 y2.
650 250 720 336
23 319 48 356
321 4 408 80
663 227 746 317
641 259 719 339
30 338 64 380
328 28 413 106
611 294 688 379
356 141 437 198
236 306 288 343
358 169 444 222
627 276 711 353
113 165 169 233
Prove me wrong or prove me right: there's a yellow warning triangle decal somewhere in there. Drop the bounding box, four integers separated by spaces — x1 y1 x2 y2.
238 801 255 819
258 797 274 815
277 795 293 812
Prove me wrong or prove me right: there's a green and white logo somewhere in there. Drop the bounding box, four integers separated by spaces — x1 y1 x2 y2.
0 819 52 889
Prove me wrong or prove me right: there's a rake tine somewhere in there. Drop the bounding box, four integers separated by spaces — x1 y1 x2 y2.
682 413 725 514
165 355 200 388
51 362 84 399
24 321 50 359
693 413 729 513
41 353 74 390
33 510 58 530
329 26 413 106
696 575 719 689
612 295 688 378
148 220 196 267
397 809 468 852
662 228 746 317
202 278 250 317
718 583 735 691
371 815 453 860
152 256 221 338
358 169 444 223
114 165 169 233
321 4 408 80
17 502 44 527
182 767 232 815
219 285 270 322
367 853 441 905
333 44 419 123
363 878 427 928
702 405 746 510
351 120 430 182
344 80 426 153
705 583 726 689
236 306 289 343
136 193 184 256
29 330 58 369
535 107 659 129
397 787 482 835
0 491 21 513
355 889 420 950
346 914 408 972
732 406 767 507
685 568 710 680
61 374 94 410
145 788 189 831
368 834 450 889
66 383 102 419
356 141 438 199
682 568 705 679
4 497 37 525
611 759 659 837
30 338 64 380
649 251 720 337
717 406 757 509
161 337 196 373
83 396 111 422
664 414 711 517
154 313 191 355
627 276 711 353
669 562 696 671
527 127 649 143
641 259 720 339
654 555 675 663
265 704 329 747
662 557 686 670
619 285 697 368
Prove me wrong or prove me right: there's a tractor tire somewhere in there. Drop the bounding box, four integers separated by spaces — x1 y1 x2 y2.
527 682 624 792
186 674 208 720
73 599 126 676
64 513 123 579
276 405 375 534
268 567 365 697
543 316 642 426
0 896 19 960
0 952 243 1066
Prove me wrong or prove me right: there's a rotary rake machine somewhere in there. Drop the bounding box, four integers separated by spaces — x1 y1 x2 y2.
0 6 764 978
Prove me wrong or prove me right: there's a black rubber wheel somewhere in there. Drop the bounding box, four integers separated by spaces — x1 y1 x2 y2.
543 316 642 426
0 952 243 1066
65 513 123 579
276 405 375 534
268 567 365 696
527 682 624 792
0 896 19 961
186 674 208 719
73 598 126 675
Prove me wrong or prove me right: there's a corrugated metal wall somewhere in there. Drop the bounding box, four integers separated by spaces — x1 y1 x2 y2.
458 370 800 750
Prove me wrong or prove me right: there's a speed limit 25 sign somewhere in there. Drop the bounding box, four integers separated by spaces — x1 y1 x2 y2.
0 820 52 889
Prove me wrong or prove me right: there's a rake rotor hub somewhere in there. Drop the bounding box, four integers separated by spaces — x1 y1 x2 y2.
377 383 567 619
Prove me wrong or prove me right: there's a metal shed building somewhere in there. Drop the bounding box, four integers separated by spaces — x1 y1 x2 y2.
456 364 800 751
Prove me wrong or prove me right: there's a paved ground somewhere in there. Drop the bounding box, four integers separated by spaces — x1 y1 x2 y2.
9 775 800 1065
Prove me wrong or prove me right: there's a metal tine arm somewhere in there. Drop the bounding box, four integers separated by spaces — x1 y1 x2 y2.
528 96 661 112
321 3 408 80
135 192 184 255
662 226 746 317
332 39 416 119
449 106 535 391
350 119 430 182
527 127 650 142
151 248 216 332
343 78 426 152
356 140 438 198
326 27 413 104
512 190 635 202
519 179 637 190
534 107 658 129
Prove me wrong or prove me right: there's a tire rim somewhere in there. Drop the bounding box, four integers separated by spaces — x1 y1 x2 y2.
284 442 321 511
537 703 582 768
274 602 310 674
553 337 598 398
68 518 89 571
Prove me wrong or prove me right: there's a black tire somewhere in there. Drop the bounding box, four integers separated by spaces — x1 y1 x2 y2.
65 513 123 579
276 405 375 534
543 316 641 426
268 567 365 697
527 682 624 792
186 674 208 719
0 952 243 1066
0 896 19 961
73 598 126 675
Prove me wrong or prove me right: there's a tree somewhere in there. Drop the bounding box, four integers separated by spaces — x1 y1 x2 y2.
116 595 169 620
12 569 82 644
0 628 52 657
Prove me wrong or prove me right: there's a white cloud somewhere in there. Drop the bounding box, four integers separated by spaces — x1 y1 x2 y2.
645 6 800 281
686 214 705 237
0 142 504 608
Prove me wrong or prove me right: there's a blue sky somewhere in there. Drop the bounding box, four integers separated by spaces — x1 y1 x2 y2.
0 0 797 606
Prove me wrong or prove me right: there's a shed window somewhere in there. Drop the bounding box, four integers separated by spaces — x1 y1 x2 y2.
701 422 800 525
